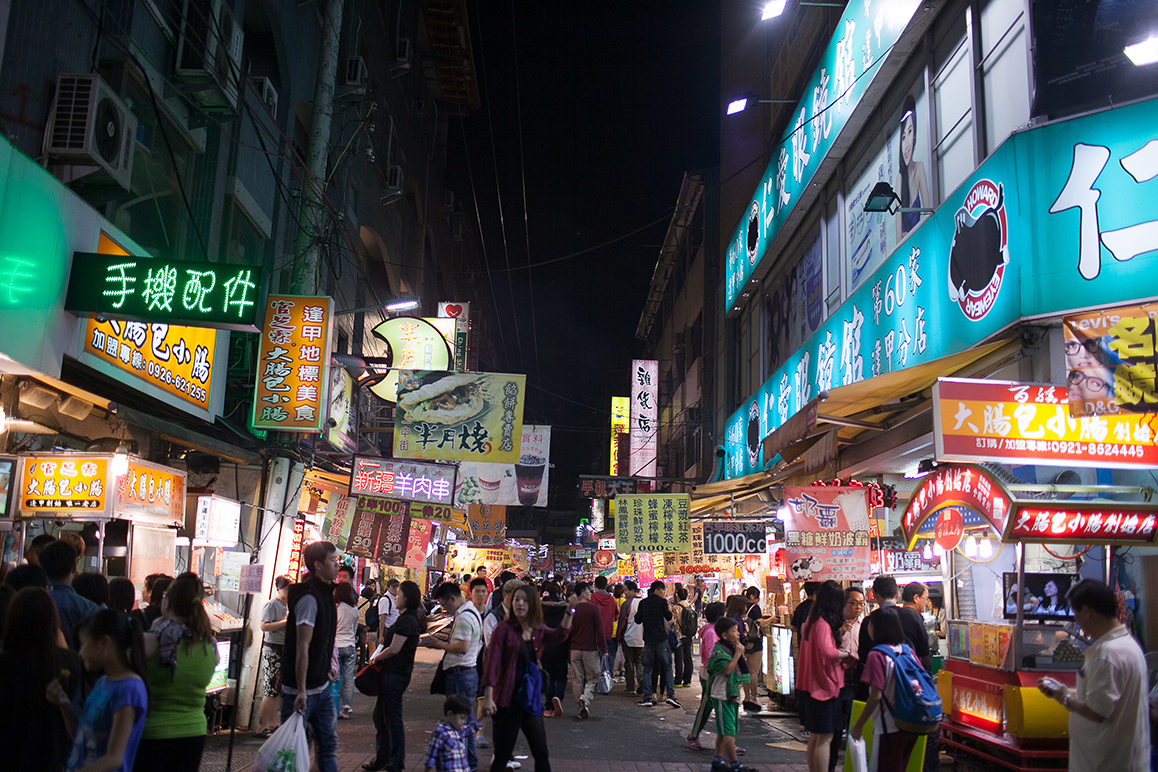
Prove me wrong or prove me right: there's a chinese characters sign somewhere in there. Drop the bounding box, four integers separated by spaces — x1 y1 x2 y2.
466 504 506 547
438 301 470 372
901 465 1011 549
319 484 354 552
1006 503 1158 545
702 521 770 555
629 361 658 477
579 476 637 499
85 320 216 414
1063 304 1158 417
613 494 690 553
17 456 108 515
252 295 333 432
611 396 629 475
454 425 551 508
404 518 432 570
783 486 871 581
933 378 1158 468
66 252 263 331
366 317 455 403
350 457 457 506
347 495 411 565
394 371 526 464
118 460 185 526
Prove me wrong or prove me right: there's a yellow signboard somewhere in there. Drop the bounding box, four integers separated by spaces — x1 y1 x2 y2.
18 456 109 514
115 460 186 526
611 396 629 475
394 371 526 464
85 319 216 412
252 295 334 432
367 317 456 403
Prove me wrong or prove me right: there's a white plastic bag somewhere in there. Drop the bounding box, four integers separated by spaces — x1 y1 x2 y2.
847 734 868 772
597 670 613 694
254 712 310 772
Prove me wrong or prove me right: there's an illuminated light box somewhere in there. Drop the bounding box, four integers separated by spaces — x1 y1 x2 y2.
65 252 266 331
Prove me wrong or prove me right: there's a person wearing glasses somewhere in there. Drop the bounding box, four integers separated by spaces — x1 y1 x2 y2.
829 587 865 772
1064 336 1116 407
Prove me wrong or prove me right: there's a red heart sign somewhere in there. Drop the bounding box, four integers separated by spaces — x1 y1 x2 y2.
444 304 463 318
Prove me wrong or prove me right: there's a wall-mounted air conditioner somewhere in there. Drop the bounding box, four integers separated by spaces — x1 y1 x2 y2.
381 165 404 204
43 74 136 190
175 0 244 111
250 76 278 116
395 38 412 70
345 56 368 88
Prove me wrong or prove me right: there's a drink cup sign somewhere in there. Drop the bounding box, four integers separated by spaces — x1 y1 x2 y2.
514 454 547 506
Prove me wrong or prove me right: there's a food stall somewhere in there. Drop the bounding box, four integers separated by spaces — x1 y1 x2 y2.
903 463 1155 771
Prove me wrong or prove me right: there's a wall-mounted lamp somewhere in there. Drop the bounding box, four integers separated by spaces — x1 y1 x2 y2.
1125 36 1158 67
726 91 799 115
862 181 935 216
762 0 845 20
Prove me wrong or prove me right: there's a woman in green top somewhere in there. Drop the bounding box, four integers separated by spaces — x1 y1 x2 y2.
133 572 218 772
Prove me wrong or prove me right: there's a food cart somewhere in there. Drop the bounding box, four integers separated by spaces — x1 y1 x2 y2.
902 463 1156 771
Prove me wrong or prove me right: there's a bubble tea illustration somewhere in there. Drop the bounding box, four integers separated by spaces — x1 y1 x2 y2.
514 454 547 506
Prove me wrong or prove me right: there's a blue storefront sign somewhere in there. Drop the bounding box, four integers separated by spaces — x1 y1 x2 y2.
723 96 1158 480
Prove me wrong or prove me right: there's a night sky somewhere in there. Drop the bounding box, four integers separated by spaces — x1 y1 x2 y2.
450 2 721 509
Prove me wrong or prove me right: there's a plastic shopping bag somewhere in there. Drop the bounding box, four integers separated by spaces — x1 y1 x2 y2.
254 712 310 772
597 670 613 694
846 735 868 772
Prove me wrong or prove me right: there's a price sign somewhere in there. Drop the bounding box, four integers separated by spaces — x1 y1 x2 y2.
702 521 769 555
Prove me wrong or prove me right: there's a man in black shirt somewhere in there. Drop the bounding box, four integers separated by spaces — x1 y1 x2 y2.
857 576 899 664
790 582 819 635
635 581 680 708
898 581 932 671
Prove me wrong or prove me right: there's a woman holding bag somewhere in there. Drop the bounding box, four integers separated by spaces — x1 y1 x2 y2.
482 584 574 771
362 580 426 772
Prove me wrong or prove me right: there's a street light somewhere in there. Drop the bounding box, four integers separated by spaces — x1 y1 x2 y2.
862 181 935 216
726 90 799 115
1125 36 1158 66
334 296 421 316
762 0 845 20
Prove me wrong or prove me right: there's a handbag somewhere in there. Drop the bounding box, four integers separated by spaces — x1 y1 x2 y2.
430 659 447 695
354 662 382 696
514 638 543 716
254 713 309 772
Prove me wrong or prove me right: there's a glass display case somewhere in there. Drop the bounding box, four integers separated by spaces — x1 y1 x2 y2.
1014 622 1088 671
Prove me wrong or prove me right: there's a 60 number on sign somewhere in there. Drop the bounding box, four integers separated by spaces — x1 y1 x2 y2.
702 522 769 555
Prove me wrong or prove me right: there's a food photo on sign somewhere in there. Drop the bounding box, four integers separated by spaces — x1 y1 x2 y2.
454 425 551 507
393 370 526 464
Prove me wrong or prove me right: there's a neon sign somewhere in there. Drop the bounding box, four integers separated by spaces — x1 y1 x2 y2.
66 252 264 331
809 478 896 509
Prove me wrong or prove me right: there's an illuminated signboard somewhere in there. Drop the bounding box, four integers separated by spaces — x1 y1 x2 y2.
194 495 243 547
610 396 629 475
349 457 457 506
613 494 690 553
117 460 186 526
367 317 455 403
1006 503 1158 545
629 361 658 476
934 378 1158 468
65 252 264 331
901 465 1012 549
438 301 470 372
252 295 334 432
85 319 216 412
16 454 186 523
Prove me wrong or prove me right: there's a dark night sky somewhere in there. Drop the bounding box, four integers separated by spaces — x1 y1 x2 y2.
449 2 721 508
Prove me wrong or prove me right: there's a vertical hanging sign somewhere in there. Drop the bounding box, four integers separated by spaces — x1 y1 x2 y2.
611 396 630 475
252 295 334 432
629 360 658 476
439 302 471 371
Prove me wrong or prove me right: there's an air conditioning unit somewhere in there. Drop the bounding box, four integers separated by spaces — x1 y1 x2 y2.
395 38 412 69
175 0 244 111
250 76 279 116
345 56 368 88
672 331 687 350
43 74 136 190
381 164 403 204
442 190 454 210
452 221 464 241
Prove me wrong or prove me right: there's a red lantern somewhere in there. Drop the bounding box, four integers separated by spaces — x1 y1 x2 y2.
744 553 762 573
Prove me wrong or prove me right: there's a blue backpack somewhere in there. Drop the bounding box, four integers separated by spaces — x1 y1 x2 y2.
872 643 942 734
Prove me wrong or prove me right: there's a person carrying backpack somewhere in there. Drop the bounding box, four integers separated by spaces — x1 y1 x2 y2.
851 607 942 772
675 587 698 688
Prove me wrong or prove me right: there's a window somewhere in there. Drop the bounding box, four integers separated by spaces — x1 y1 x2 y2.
933 11 975 199
979 0 1029 155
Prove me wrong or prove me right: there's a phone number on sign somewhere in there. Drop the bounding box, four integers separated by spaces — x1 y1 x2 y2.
146 360 207 403
976 437 1151 459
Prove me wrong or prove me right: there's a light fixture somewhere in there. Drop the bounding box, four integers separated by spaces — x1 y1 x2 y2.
1125 36 1158 67
727 95 752 115
112 443 130 477
963 535 978 558
776 505 789 521
933 543 945 558
762 0 788 19
384 296 421 313
978 537 993 559
922 543 933 561
726 90 799 116
862 181 935 215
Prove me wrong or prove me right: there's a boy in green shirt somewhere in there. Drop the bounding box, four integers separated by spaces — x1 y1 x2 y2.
706 617 755 772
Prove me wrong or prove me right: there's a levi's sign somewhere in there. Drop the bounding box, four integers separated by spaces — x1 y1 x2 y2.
66 252 264 331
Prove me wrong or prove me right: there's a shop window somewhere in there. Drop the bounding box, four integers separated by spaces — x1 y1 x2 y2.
979 0 1030 155
933 11 976 199
226 203 266 265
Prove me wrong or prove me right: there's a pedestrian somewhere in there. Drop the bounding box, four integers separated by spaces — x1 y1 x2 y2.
850 607 922 771
134 573 217 772
857 576 899 664
687 602 732 752
1037 579 1150 772
337 564 356 586
482 584 574 772
636 580 680 708
40 540 100 649
424 581 485 770
898 582 932 671
363 579 426 772
334 581 360 719
24 533 55 566
567 581 607 719
616 581 644 694
143 576 173 629
489 571 516 612
0 587 83 771
254 575 291 738
6 562 48 591
705 616 755 772
829 587 864 772
108 577 136 615
540 582 569 717
47 608 149 772
674 587 697 687
798 580 853 772
282 542 341 772
590 575 618 679
691 576 706 615
477 565 494 595
742 587 769 713
791 582 819 636
73 572 109 606
425 694 475 772
480 578 524 754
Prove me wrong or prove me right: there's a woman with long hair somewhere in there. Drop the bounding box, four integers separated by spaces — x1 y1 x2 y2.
334 581 360 718
108 577 136 615
133 572 218 772
894 92 931 241
0 587 83 770
363 580 427 772
798 580 852 772
482 584 574 771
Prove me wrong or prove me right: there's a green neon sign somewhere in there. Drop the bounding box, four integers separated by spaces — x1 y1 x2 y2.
65 253 265 331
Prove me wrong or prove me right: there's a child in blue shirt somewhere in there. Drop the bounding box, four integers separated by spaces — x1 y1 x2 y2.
424 694 474 772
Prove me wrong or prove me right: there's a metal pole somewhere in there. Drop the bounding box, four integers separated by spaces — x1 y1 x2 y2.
97 521 106 570
290 0 345 295
1014 541 1025 670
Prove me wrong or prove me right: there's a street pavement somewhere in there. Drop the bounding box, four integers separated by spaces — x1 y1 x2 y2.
202 647 810 772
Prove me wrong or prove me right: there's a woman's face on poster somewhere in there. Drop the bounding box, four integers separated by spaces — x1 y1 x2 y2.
1068 368 1114 402
901 113 916 165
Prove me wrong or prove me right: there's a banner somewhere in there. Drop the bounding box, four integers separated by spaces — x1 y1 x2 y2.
702 521 770 555
579 476 637 498
454 425 550 508
636 552 663 586
466 504 506 547
350 457 457 506
611 396 630 475
325 361 357 453
366 317 455 403
933 377 1158 468
404 519 433 569
347 495 411 565
393 370 526 464
252 295 333 432
613 494 691 553
629 361 658 476
319 485 354 553
782 486 871 581
1063 304 1158 417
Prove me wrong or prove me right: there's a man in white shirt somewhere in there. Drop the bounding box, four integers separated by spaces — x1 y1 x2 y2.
1038 579 1150 772
425 581 484 770
484 579 524 646
376 578 400 641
